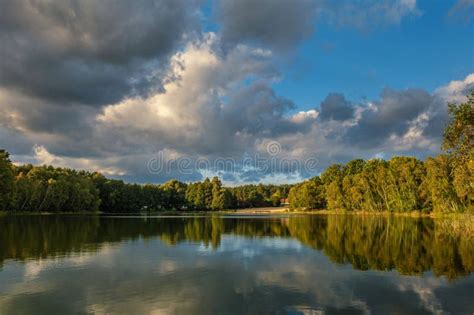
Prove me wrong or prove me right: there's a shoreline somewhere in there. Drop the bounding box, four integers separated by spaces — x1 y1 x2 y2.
1 208 472 219
214 207 474 219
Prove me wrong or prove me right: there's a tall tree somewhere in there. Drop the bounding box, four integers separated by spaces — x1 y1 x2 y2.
0 150 14 211
211 177 223 210
422 155 461 213
442 90 474 165
442 91 474 211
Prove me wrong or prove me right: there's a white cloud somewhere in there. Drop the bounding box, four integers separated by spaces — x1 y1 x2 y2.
96 34 279 156
435 73 474 104
1 18 472 184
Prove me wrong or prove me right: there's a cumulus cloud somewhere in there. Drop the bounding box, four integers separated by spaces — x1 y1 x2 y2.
435 73 474 104
421 73 474 140
0 88 111 158
96 35 287 156
89 35 316 183
0 0 201 106
0 0 470 184
269 73 473 178
344 88 435 148
3 70 473 184
318 93 355 121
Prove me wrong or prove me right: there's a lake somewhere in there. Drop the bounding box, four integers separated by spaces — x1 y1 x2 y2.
0 214 473 314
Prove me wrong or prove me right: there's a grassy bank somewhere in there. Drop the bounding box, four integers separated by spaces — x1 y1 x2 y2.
282 208 474 219
2 207 472 219
0 210 101 216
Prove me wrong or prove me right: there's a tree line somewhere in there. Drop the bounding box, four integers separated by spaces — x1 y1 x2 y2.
289 155 472 213
0 92 472 213
288 91 473 213
0 158 291 212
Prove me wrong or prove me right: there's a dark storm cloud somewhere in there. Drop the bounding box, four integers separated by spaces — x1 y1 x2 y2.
421 101 449 141
318 93 355 121
222 82 298 136
3 102 96 136
0 0 468 184
0 127 34 156
345 88 434 148
0 0 201 106
216 0 318 50
215 0 419 51
0 90 105 157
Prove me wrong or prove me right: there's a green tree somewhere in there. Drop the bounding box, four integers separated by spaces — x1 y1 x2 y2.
423 155 461 213
320 164 344 186
270 191 281 206
161 180 187 210
289 180 325 210
452 161 473 209
386 157 425 212
211 188 234 210
211 177 223 210
443 91 474 165
344 159 366 176
320 164 345 210
203 178 213 209
0 150 14 211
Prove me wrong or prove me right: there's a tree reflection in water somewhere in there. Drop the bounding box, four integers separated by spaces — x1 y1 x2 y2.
0 215 472 280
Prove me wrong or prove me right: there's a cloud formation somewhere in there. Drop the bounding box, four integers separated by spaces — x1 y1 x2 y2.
0 0 471 184
6 70 472 184
216 0 421 51
216 0 318 50
0 0 201 106
2 29 472 183
344 88 435 148
319 93 355 121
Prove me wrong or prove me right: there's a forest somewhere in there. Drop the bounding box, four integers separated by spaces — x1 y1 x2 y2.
0 159 292 213
0 92 472 214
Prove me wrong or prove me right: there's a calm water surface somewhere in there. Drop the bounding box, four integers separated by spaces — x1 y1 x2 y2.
0 215 473 314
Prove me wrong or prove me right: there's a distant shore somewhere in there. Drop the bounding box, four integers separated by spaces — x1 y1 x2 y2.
2 208 472 219
217 207 473 219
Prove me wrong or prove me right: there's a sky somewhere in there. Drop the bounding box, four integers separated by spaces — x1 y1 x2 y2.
0 0 473 185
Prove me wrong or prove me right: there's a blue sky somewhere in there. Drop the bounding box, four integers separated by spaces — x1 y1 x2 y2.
0 0 473 184
273 0 474 111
